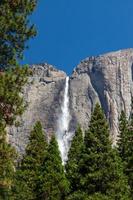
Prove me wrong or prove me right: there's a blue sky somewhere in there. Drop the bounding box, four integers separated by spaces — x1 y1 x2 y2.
23 0 133 75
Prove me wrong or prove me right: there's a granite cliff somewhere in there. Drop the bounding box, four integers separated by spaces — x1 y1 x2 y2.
9 49 133 154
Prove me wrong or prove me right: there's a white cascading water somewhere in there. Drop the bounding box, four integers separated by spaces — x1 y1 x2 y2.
56 76 71 165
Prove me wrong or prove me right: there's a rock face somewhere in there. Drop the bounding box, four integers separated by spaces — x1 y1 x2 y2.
70 49 133 144
9 49 133 154
9 64 67 153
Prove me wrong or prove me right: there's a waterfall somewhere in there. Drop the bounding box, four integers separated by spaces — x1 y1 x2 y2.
56 77 71 164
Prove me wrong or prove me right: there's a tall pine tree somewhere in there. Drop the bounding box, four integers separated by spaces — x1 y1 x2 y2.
0 122 16 199
127 117 133 197
0 66 29 125
0 67 30 199
41 135 69 200
118 110 133 197
78 103 130 199
66 125 84 194
0 1 38 198
12 121 47 200
0 0 37 69
118 111 129 162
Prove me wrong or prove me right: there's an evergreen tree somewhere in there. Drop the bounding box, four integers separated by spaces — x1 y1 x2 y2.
12 121 47 200
0 122 16 199
66 191 89 200
78 103 130 199
67 192 111 200
127 119 133 197
0 66 30 125
0 67 30 199
118 111 133 196
0 0 37 69
0 0 38 198
118 111 129 161
66 125 84 194
41 135 69 200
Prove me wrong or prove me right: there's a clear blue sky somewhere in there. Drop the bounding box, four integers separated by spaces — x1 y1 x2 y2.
23 0 133 75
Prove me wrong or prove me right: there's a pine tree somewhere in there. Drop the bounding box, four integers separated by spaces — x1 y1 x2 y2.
12 121 48 199
78 103 130 199
0 67 30 199
65 125 84 194
0 121 16 199
0 66 30 125
118 111 133 196
118 111 129 161
41 135 69 200
127 119 133 197
0 1 38 198
67 192 111 200
0 0 37 69
66 191 89 200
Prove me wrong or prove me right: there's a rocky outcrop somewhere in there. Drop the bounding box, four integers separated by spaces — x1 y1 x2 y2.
69 49 133 143
9 49 133 154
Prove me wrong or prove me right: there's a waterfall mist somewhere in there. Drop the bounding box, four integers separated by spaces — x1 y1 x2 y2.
56 77 72 164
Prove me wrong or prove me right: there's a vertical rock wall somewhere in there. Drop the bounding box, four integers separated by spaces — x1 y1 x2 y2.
8 49 133 153
9 64 67 154
69 49 133 143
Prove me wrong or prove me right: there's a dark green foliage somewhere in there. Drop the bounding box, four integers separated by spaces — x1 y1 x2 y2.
118 111 129 161
0 0 38 198
66 125 84 194
12 121 47 200
127 121 133 196
0 66 30 199
79 103 130 199
0 0 37 69
0 66 29 198
0 66 29 125
86 193 112 200
41 135 69 200
118 111 133 196
66 191 89 200
0 65 32 199
0 122 16 199
66 191 111 200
